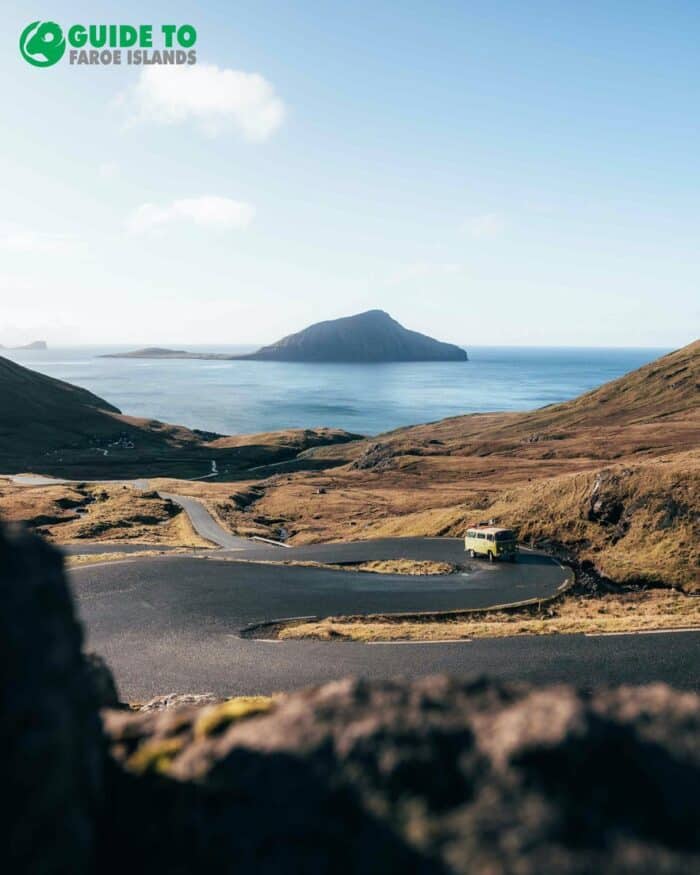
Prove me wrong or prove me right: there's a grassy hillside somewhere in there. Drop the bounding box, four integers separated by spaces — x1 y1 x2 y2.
308 338 699 466
221 340 699 588
0 355 358 479
0 354 206 474
0 354 120 429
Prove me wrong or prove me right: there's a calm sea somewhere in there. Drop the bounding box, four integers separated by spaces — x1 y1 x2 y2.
4 345 668 437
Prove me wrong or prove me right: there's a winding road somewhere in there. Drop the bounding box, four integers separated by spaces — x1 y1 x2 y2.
63 493 700 701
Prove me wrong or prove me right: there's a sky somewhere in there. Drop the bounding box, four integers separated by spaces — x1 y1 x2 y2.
1 0 699 348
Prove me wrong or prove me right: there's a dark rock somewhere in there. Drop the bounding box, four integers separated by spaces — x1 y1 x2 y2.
586 471 626 526
350 441 439 470
84 653 121 709
229 486 265 510
27 512 79 527
55 496 90 510
350 442 398 470
0 523 103 874
136 693 225 713
656 498 697 532
523 432 567 444
100 676 700 874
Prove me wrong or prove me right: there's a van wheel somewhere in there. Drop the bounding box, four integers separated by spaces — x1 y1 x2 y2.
469 549 476 559
488 552 495 563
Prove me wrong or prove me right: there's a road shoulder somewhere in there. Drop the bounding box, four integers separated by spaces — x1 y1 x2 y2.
251 586 699 643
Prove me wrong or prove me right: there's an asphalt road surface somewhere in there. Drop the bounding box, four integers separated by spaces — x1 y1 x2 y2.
67 528 700 701
13 483 693 701
159 492 256 549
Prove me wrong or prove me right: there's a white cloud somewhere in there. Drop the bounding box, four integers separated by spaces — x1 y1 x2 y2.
461 213 505 240
127 196 255 234
120 64 286 140
0 230 77 254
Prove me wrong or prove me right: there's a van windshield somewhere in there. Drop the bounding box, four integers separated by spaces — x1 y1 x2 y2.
495 530 515 541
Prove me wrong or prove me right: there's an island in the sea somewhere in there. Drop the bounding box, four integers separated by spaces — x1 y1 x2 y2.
0 340 48 351
102 310 468 363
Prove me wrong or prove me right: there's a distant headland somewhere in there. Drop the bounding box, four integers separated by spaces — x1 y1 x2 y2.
0 340 48 351
102 310 468 364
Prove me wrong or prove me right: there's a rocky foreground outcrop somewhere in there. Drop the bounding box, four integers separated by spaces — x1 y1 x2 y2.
2 522 699 874
103 677 700 874
0 523 104 874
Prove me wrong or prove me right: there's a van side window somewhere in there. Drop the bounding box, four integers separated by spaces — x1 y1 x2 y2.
487 534 494 541
477 532 485 539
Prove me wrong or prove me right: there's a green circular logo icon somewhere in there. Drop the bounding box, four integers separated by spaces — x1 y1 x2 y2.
20 21 66 67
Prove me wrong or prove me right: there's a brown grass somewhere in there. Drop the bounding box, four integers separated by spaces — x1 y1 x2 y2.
356 451 700 590
349 559 456 575
279 589 700 641
208 427 357 451
0 482 213 548
65 551 165 567
203 341 699 590
200 450 698 590
216 557 457 576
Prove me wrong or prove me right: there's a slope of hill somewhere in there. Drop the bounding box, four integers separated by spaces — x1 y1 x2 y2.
0 355 199 476
222 340 699 588
0 354 121 429
0 355 358 479
243 309 468 362
307 339 700 467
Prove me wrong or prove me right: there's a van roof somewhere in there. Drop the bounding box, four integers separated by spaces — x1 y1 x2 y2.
466 525 514 535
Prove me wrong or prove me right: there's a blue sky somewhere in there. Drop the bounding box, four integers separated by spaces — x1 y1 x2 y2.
1 1 698 346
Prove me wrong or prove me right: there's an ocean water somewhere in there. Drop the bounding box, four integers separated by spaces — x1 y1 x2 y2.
4 345 668 437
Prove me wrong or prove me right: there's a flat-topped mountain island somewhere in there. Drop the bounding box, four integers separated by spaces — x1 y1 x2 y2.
102 310 468 363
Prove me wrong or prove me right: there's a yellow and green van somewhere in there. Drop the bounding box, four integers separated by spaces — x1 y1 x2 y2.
464 525 517 562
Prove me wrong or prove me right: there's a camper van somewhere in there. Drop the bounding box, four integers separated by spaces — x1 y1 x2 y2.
464 525 517 562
